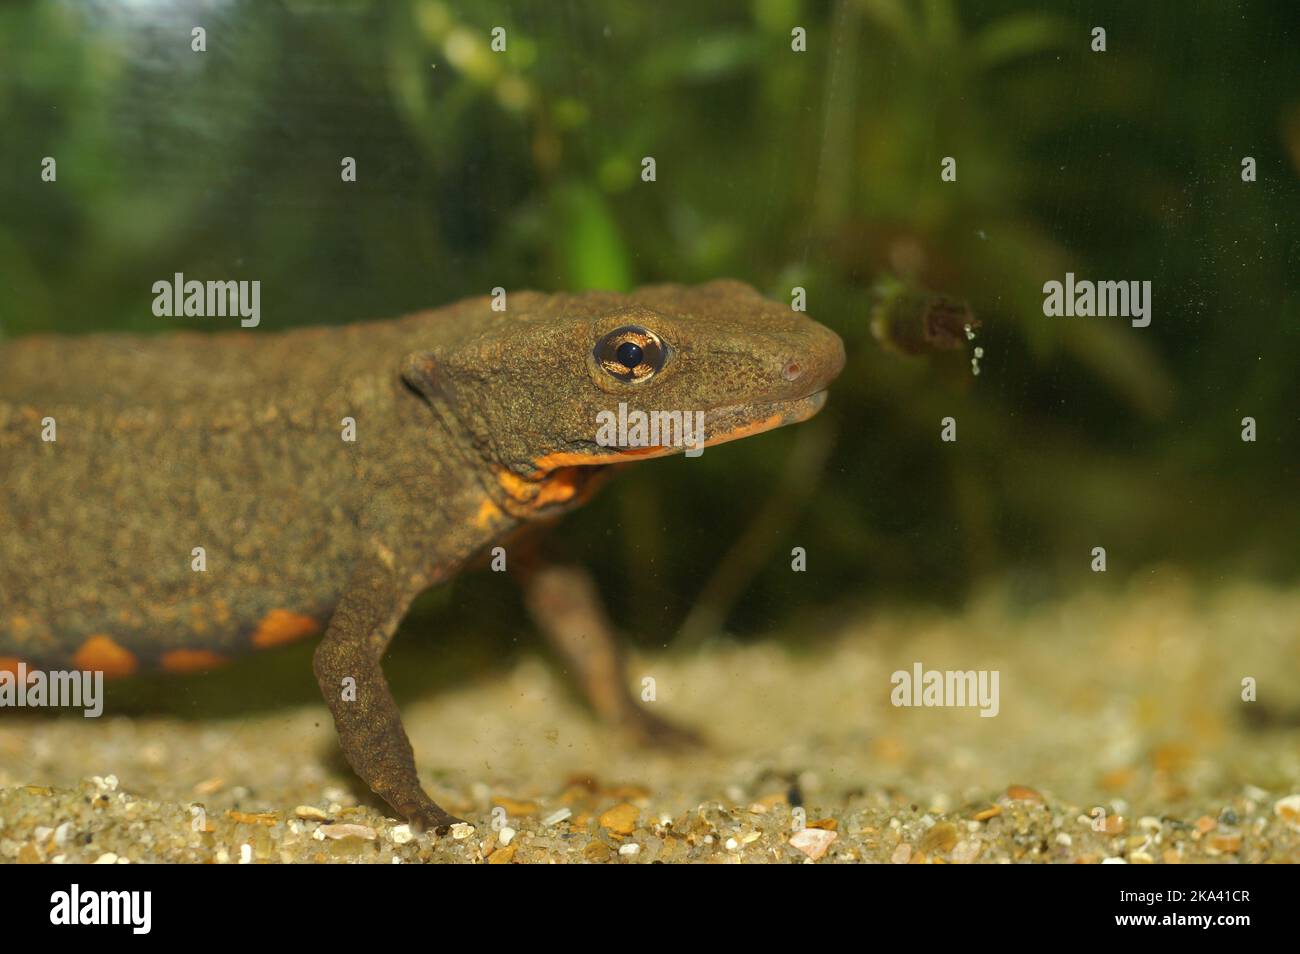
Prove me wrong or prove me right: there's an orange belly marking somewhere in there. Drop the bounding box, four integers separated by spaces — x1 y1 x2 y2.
251 610 321 649
161 649 229 674
72 635 138 678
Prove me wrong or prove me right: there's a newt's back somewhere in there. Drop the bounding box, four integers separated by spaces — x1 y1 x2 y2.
0 323 420 674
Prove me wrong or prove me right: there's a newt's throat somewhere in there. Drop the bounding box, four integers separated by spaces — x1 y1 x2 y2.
494 462 611 516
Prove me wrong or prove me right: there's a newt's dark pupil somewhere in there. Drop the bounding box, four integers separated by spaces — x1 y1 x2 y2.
615 341 643 369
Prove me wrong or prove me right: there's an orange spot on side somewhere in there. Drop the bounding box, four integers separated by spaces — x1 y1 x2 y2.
0 657 23 676
72 635 138 678
161 649 229 674
251 610 320 649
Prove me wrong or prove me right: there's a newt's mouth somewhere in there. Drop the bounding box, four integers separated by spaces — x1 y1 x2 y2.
530 389 829 472
500 389 831 518
700 388 828 450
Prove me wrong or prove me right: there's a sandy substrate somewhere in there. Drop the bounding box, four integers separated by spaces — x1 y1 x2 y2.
2 571 1299 863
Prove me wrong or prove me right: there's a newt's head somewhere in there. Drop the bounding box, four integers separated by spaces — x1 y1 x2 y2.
405 279 845 517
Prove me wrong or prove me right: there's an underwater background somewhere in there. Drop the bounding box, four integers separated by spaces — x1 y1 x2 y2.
2 0 1300 866
3 2 1297 649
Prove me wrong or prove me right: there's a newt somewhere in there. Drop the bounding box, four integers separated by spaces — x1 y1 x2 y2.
0 279 845 831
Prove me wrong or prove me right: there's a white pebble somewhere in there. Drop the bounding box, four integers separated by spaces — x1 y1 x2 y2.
498 826 516 846
1273 794 1300 829
951 839 980 864
93 852 118 864
541 808 571 827
316 823 378 841
450 823 474 840
618 843 641 857
789 828 837 861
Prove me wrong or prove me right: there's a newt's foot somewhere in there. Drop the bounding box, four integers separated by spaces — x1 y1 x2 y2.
408 806 465 835
387 789 465 834
622 707 706 751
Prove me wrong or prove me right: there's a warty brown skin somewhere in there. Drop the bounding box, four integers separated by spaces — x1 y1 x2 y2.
0 279 845 829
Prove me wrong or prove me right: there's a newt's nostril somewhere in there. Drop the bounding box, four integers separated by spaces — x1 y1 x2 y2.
782 360 803 382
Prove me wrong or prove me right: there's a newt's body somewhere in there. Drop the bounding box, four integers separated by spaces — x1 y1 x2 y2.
0 280 844 829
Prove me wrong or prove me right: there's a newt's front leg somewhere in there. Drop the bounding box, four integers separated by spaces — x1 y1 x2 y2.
519 562 702 748
312 556 462 833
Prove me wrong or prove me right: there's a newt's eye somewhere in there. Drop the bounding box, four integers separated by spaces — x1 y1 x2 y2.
594 326 668 383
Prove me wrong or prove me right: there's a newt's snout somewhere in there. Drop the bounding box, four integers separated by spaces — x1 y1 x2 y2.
697 317 845 450
741 316 846 412
781 320 846 396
